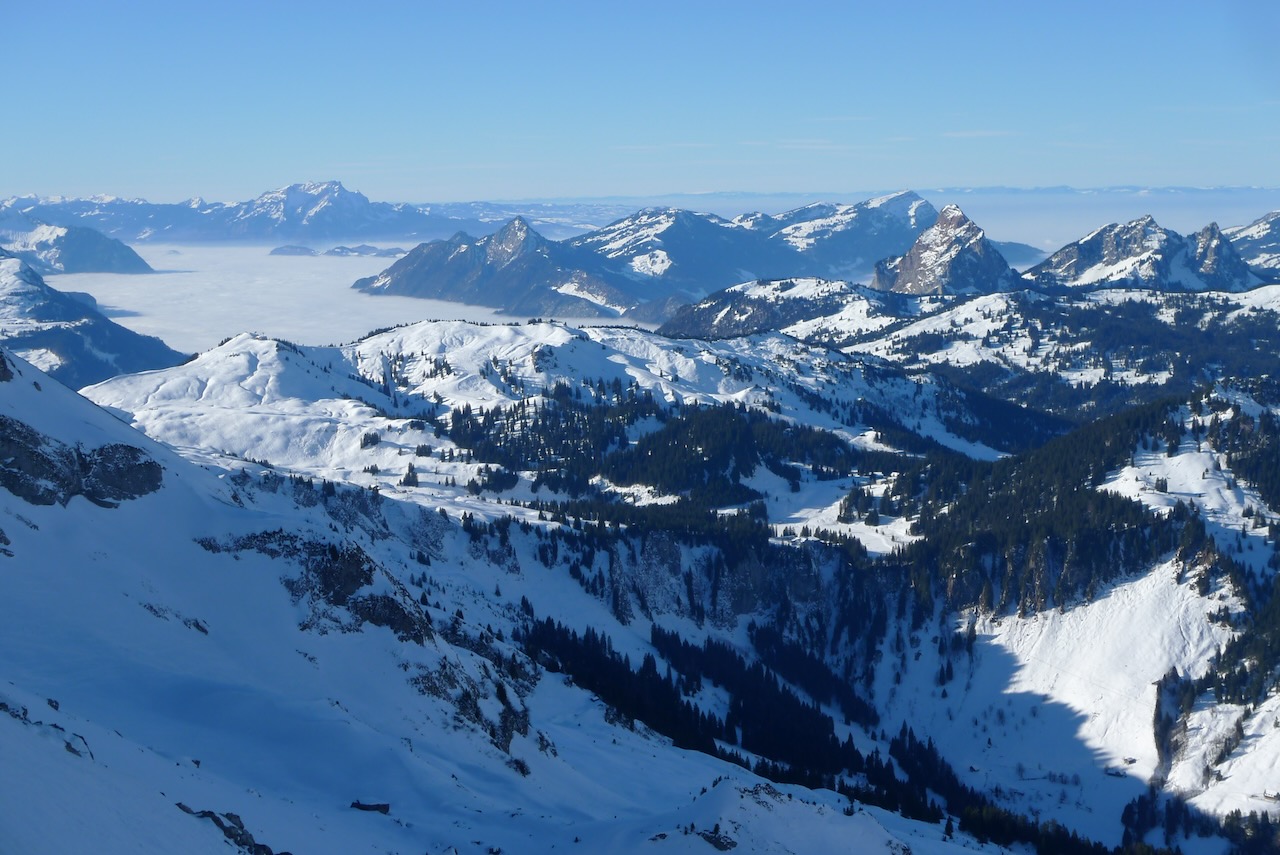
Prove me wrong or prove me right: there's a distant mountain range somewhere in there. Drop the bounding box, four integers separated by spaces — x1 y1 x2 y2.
356 192 981 320
0 181 489 244
362 194 1280 321
7 180 1280 323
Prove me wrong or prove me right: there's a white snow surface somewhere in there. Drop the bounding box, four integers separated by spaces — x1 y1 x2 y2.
879 558 1239 848
1 348 999 854
82 320 1004 506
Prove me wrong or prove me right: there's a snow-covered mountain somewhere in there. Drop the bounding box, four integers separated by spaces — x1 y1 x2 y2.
14 181 1280 853
567 207 809 299
0 208 152 274
658 277 909 341
1025 216 1268 292
871 204 1021 296
1 181 492 244
219 181 425 241
5 278 1279 852
352 217 645 317
7 344 1030 854
735 190 940 278
354 194 950 321
0 255 185 386
69 311 1280 849
645 263 1280 426
84 319 1052 464
1224 208 1280 277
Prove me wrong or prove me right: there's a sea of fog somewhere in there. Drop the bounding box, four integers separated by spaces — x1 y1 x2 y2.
51 186 1280 356
57 245 536 354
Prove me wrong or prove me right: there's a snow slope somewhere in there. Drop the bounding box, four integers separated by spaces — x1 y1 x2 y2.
82 321 1008 517
2 347 1001 853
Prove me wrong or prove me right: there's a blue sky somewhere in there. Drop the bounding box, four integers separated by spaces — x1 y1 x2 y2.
7 1 1279 203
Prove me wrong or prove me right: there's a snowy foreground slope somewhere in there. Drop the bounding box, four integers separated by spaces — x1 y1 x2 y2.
1 348 997 854
78 317 1280 848
11 303 1280 852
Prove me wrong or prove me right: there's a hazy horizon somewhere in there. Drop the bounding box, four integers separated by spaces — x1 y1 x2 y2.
6 2 1277 204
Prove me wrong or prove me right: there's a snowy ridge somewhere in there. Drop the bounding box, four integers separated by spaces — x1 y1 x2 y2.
570 207 700 259
660 277 909 343
1224 208 1280 276
84 320 1009 488
1027 216 1268 292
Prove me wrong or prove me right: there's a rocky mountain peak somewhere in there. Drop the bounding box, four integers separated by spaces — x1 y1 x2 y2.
933 202 968 228
1026 215 1265 292
1190 221 1260 288
484 217 547 266
871 205 1016 296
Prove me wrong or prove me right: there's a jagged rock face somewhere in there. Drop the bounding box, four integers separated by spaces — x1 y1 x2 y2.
483 217 547 267
871 204 1017 296
1225 209 1280 276
1027 215 1171 287
1191 223 1260 288
0 414 162 508
198 529 435 644
1026 216 1264 292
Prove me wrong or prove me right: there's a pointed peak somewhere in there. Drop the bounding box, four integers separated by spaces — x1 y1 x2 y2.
484 217 547 266
494 216 541 240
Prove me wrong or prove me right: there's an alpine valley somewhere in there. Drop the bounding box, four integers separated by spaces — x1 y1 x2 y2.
5 182 1280 855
